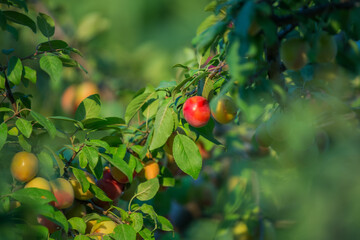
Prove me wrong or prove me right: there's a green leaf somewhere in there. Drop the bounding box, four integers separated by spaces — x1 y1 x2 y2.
38 205 69 233
11 188 55 205
37 40 68 51
125 91 156 124
68 217 86 235
105 146 133 183
72 168 90 193
7 56 23 85
8 126 18 136
0 107 13 112
111 224 137 240
173 135 202 179
79 146 98 170
89 184 112 202
75 94 101 121
39 55 62 82
31 111 56 138
0 122 8 151
136 178 160 201
157 215 173 231
140 204 157 224
23 66 37 84
18 134 31 152
15 118 32 138
74 235 91 240
1 48 14 55
37 12 55 37
3 10 36 32
37 150 56 180
149 102 174 151
139 227 154 240
130 212 143 232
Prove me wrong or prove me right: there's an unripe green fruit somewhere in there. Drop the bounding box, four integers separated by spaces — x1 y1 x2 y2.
315 32 337 63
211 95 238 124
280 38 309 71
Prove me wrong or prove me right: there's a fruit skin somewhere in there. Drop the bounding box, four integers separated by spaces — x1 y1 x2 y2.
61 82 99 114
110 166 136 184
183 96 211 128
25 177 51 191
74 81 99 108
90 220 117 238
64 201 86 219
11 152 39 182
37 215 60 234
61 85 76 114
96 168 124 200
69 171 95 200
50 178 75 209
280 38 309 71
141 161 160 180
315 32 337 63
86 219 98 234
211 95 238 124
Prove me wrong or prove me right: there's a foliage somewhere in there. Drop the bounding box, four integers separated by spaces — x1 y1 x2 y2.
1 0 360 240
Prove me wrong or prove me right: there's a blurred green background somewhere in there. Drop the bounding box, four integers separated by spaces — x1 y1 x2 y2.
1 0 210 116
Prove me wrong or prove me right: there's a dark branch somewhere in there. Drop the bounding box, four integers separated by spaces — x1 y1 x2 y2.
3 73 17 112
272 1 359 26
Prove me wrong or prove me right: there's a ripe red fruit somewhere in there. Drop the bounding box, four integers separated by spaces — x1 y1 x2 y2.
183 96 210 128
97 169 124 200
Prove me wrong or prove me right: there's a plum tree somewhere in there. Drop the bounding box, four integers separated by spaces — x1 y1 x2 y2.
280 38 309 71
50 178 75 209
10 152 38 182
210 95 238 124
315 32 337 63
69 171 95 200
183 96 211 128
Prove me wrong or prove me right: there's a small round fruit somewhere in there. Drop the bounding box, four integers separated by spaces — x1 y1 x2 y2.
97 169 124 200
211 95 238 124
69 171 95 200
183 96 211 128
143 161 160 180
61 85 76 114
50 178 75 209
91 220 117 238
37 215 61 234
25 177 51 192
11 152 39 182
280 38 309 71
74 81 99 109
315 32 337 63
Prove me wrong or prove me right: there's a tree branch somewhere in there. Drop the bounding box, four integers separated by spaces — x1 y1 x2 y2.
272 1 359 26
3 73 17 112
